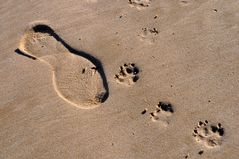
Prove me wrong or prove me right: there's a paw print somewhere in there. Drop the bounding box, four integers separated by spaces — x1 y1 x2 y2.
139 27 159 44
150 102 174 125
193 120 224 148
115 63 140 86
128 0 152 7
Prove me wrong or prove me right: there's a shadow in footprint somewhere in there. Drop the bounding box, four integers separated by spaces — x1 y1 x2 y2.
15 48 36 60
15 24 109 104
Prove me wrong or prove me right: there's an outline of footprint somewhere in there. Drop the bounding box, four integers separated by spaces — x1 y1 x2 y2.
114 63 139 86
193 120 224 148
16 24 109 109
150 102 174 126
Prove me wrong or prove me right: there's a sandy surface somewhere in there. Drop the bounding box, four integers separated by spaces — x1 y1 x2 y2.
1 0 239 158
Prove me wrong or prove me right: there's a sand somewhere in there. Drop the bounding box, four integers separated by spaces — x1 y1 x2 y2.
0 0 239 158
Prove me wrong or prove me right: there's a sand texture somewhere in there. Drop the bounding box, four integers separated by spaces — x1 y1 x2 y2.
0 0 239 159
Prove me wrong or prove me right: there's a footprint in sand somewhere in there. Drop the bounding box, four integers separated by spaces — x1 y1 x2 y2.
192 120 225 148
139 27 159 44
150 102 174 126
114 63 140 86
17 24 108 109
128 0 152 8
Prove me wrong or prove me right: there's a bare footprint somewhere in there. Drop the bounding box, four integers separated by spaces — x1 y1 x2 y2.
139 27 159 44
193 120 224 148
128 0 152 8
114 63 139 86
17 24 108 109
150 102 174 126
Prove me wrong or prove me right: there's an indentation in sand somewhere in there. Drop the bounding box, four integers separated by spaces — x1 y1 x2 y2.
193 120 224 148
179 0 194 6
150 101 174 126
128 0 152 8
17 24 109 109
114 63 140 86
139 27 159 44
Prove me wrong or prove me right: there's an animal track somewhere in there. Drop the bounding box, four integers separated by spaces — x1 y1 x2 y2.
128 0 152 7
179 0 194 6
193 120 224 148
17 24 108 109
114 63 139 86
150 102 174 126
139 27 159 44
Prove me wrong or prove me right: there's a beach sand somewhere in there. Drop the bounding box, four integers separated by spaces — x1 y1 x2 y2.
0 0 239 158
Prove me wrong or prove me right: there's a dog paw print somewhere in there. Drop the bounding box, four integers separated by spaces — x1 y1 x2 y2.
128 0 152 7
115 63 140 86
193 120 224 148
150 102 174 126
139 27 159 44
